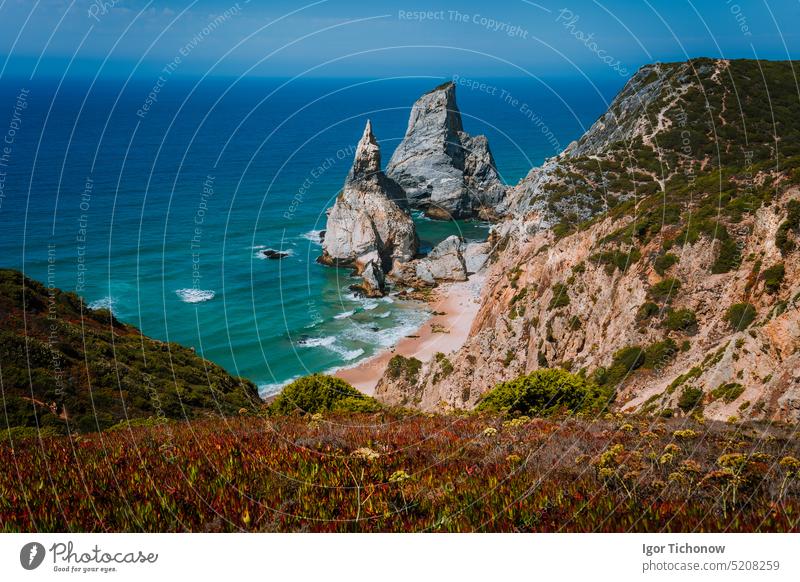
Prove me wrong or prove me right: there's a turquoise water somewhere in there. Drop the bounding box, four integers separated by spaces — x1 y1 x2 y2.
0 75 619 393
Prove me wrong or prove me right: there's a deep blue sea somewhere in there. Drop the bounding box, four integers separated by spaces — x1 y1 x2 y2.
0 74 621 394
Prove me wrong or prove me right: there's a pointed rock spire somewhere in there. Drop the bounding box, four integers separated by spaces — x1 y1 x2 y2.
350 120 381 179
319 120 419 285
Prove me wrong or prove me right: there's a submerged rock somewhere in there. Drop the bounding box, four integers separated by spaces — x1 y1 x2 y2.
261 249 289 260
320 121 418 295
386 82 506 219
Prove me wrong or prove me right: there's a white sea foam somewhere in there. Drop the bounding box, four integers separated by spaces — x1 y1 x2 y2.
297 335 365 362
376 311 391 319
88 296 116 313
337 347 365 361
175 289 215 303
254 248 294 260
297 336 336 348
301 230 325 246
258 377 298 397
342 309 428 349
334 309 356 320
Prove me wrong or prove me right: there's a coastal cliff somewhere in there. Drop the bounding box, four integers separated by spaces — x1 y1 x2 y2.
375 58 800 422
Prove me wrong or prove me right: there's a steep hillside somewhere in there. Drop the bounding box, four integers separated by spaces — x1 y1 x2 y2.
0 269 260 434
376 58 800 422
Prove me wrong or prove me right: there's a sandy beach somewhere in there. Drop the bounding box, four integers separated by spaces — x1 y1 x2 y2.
336 273 485 394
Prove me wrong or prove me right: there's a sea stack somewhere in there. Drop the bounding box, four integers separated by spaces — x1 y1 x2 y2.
386 81 506 219
319 121 418 294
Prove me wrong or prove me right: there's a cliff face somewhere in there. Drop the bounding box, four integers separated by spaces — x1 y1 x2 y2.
376 58 800 422
320 121 418 280
387 82 506 219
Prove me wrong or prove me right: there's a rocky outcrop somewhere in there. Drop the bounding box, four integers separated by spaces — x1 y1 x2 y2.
349 257 386 298
320 121 418 284
391 235 468 287
375 58 800 423
387 82 506 219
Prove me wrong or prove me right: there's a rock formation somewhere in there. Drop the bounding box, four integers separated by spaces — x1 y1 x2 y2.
320 121 418 289
386 82 506 219
375 58 800 423
392 235 468 287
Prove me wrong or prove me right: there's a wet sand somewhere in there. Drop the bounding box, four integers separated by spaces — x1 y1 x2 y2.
336 274 484 394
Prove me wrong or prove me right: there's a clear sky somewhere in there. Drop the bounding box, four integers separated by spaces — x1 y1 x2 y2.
0 0 797 80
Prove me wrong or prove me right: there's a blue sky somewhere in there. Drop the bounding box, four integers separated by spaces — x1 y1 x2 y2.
0 0 797 79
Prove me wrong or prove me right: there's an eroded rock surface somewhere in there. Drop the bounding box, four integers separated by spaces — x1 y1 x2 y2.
387 82 505 219
320 121 418 280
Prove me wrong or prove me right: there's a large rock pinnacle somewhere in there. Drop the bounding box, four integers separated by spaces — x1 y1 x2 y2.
319 120 418 291
387 81 506 219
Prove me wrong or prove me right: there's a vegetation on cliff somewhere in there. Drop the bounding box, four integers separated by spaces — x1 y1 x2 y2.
0 269 259 434
268 374 381 415
2 410 798 532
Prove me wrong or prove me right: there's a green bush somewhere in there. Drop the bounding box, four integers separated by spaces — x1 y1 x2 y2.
649 278 681 303
386 355 422 383
591 248 642 275
477 368 612 417
726 303 756 331
549 283 570 309
711 382 745 403
594 346 645 387
663 308 698 332
643 338 678 370
711 237 741 274
615 346 646 370
776 200 800 255
760 263 785 294
636 302 660 321
677 386 704 411
654 253 678 275
269 375 380 415
432 353 455 384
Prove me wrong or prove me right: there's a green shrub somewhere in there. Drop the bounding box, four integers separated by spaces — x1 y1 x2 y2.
775 200 800 255
386 355 422 383
760 263 785 294
643 338 678 370
726 303 756 331
649 278 681 303
663 308 698 332
3 425 62 441
711 382 745 403
594 346 645 387
775 222 795 254
591 248 642 275
432 353 454 384
269 375 380 415
677 386 704 411
654 253 678 275
614 346 646 370
477 368 612 417
549 283 570 309
711 237 741 274
637 302 660 321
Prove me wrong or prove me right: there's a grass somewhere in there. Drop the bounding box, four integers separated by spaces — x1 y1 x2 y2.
1 412 798 532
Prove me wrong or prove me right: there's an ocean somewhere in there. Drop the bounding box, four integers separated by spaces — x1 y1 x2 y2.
0 74 621 394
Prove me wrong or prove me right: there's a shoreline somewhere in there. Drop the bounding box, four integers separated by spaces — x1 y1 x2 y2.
335 273 484 394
